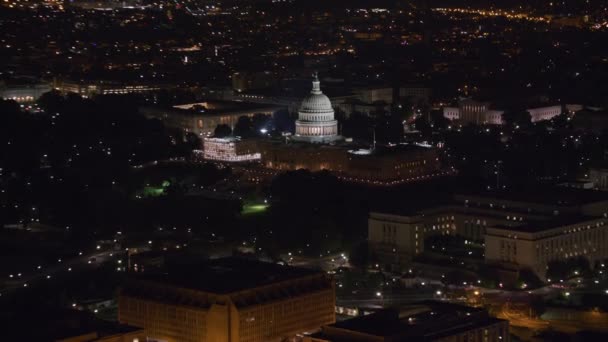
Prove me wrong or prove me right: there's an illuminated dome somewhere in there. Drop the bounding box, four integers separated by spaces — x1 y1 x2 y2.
300 83 333 114
293 73 341 143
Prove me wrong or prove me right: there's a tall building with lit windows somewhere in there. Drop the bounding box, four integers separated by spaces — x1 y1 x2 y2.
118 257 335 342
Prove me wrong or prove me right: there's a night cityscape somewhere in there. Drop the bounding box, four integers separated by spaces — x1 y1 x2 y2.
1 0 608 341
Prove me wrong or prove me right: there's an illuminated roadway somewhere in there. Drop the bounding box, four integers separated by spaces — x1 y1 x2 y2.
0 246 129 297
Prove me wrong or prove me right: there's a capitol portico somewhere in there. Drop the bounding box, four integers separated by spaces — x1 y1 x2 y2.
293 74 341 143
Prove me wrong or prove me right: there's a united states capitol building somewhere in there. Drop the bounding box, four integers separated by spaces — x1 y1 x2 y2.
197 74 449 185
292 74 342 143
248 74 449 185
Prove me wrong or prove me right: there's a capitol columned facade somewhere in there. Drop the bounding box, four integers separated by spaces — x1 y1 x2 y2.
293 74 341 143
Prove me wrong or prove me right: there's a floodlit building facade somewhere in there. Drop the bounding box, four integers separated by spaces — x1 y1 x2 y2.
442 99 505 125
293 74 341 143
527 105 562 122
202 137 261 162
118 258 335 342
256 141 445 185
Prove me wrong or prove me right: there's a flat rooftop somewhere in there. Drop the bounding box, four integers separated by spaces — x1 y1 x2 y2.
456 186 608 207
262 139 435 154
134 257 322 294
141 100 284 117
239 78 354 99
174 100 283 112
492 214 604 233
2 308 142 341
316 301 505 341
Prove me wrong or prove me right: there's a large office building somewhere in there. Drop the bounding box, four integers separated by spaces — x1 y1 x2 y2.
305 301 509 342
140 101 283 138
53 78 166 97
118 257 335 342
255 141 445 185
485 216 608 279
369 188 608 278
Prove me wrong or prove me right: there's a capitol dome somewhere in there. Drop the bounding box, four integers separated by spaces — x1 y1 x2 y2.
300 87 333 114
292 73 341 143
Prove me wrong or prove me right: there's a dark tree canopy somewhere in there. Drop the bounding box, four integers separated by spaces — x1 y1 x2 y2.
0 93 199 237
502 107 532 128
214 124 232 138
547 256 591 280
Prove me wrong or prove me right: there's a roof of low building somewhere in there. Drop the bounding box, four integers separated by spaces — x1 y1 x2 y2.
128 257 325 294
2 308 142 341
313 301 506 341
491 214 605 234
